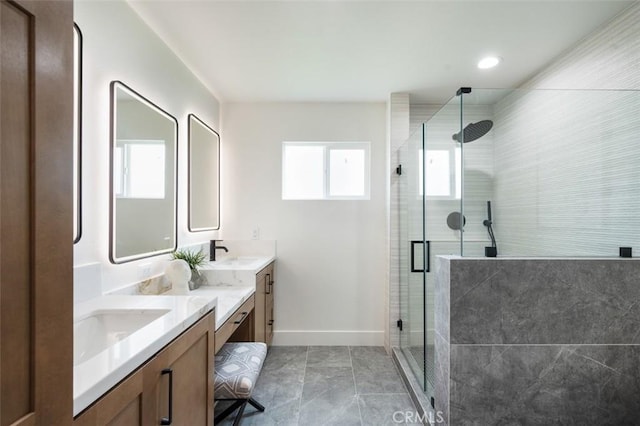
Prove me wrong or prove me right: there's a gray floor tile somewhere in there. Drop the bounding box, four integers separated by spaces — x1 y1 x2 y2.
247 367 304 423
301 367 356 401
299 394 362 426
240 398 300 426
354 368 408 395
253 367 304 404
358 394 422 426
216 346 419 426
299 367 360 425
263 346 308 372
307 346 352 368
351 346 401 374
350 346 390 359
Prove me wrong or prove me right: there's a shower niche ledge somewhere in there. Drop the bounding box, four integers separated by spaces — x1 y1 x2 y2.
434 255 640 425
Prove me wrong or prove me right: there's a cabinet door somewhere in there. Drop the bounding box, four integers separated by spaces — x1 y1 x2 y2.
265 264 275 346
1 1 73 425
73 369 144 426
254 268 267 343
143 312 215 426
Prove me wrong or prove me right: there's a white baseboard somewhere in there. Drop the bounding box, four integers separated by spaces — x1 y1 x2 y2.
272 330 384 346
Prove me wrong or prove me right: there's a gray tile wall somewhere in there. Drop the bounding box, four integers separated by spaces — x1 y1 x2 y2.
435 256 640 425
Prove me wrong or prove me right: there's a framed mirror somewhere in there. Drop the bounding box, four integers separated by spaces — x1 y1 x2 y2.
109 81 178 263
188 114 220 231
73 23 82 243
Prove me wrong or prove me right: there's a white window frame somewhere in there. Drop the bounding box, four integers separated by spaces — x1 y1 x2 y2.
419 147 461 200
282 141 371 200
114 139 166 199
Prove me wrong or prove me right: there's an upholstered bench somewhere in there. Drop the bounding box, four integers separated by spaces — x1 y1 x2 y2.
214 342 267 425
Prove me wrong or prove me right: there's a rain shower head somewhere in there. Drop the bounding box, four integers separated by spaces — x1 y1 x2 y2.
452 120 494 143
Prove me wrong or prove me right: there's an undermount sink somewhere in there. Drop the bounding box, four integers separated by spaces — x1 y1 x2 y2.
214 257 261 266
73 309 169 366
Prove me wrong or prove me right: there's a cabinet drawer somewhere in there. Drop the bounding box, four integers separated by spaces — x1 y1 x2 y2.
215 295 255 353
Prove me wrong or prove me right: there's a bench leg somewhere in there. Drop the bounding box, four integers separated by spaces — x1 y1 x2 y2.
248 398 265 412
215 399 245 424
232 400 249 426
215 398 263 425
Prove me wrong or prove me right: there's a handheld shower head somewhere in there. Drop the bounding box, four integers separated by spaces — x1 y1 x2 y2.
482 200 492 227
452 120 494 143
483 201 497 257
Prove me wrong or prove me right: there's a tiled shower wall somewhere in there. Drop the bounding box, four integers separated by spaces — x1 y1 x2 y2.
388 93 410 350
435 256 640 425
492 89 640 256
492 2 640 256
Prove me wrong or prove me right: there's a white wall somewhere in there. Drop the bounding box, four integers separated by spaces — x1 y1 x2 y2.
222 103 387 345
74 0 220 294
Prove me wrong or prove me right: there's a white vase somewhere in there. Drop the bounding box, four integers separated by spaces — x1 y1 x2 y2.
165 259 191 295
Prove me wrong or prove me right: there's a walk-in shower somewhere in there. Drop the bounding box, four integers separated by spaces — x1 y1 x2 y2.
394 86 640 414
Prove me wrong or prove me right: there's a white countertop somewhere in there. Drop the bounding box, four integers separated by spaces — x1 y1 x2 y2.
191 285 255 330
73 294 216 416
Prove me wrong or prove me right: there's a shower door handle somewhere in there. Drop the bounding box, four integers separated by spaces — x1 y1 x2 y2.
410 240 430 273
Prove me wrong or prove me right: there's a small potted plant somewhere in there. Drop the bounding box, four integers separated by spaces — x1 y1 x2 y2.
171 248 208 290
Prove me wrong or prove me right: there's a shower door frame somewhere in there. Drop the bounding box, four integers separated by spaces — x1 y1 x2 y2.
398 124 429 394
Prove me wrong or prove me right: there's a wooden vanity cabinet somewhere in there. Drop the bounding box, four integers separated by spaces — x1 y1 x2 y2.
74 311 215 426
143 311 215 425
73 370 145 426
255 262 275 346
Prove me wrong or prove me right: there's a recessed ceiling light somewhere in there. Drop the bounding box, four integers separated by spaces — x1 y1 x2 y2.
478 56 502 69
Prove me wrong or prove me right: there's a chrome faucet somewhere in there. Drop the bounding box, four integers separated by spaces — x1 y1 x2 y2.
210 239 228 261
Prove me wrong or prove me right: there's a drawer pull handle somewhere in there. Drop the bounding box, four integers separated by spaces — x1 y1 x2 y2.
265 274 271 294
234 312 248 324
268 320 274 326
160 368 173 425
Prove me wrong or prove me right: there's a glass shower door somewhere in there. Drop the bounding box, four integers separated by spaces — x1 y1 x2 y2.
398 126 428 393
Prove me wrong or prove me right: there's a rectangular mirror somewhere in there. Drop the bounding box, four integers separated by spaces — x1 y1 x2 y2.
110 81 177 263
188 114 220 231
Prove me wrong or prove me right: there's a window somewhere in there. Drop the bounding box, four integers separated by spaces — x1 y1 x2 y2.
419 147 461 199
282 142 370 200
114 140 166 199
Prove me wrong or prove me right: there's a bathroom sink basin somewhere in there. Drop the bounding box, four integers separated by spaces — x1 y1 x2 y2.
214 257 261 266
73 309 169 366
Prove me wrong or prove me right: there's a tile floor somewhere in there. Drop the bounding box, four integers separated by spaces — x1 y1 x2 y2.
215 346 422 425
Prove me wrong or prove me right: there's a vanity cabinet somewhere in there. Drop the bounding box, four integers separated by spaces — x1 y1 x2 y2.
143 311 215 425
74 311 215 425
255 262 275 346
73 370 145 426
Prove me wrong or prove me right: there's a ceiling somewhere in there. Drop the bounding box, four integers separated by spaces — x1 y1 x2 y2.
127 0 634 104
